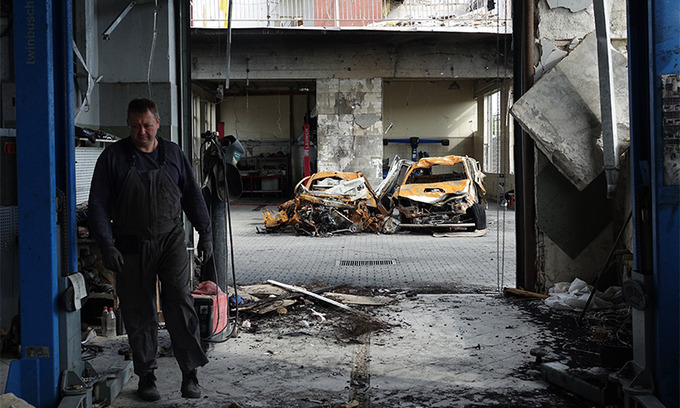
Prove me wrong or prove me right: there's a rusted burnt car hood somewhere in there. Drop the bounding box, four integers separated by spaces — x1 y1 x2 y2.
393 155 488 230
397 179 472 204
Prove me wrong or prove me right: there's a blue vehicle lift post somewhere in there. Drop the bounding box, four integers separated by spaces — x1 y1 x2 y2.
6 1 69 406
5 1 133 406
618 0 680 406
384 137 450 161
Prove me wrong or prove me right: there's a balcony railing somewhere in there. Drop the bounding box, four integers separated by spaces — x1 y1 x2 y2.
190 0 511 33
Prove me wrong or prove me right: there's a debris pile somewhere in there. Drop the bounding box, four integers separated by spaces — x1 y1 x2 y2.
261 171 397 236
233 281 394 340
544 278 624 311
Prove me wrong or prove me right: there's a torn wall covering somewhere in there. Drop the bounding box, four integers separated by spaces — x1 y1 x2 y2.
316 78 384 187
535 0 628 77
510 31 629 191
545 0 591 13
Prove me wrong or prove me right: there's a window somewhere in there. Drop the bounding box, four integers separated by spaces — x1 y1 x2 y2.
484 91 501 173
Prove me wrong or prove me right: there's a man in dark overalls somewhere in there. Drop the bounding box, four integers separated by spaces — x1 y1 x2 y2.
88 98 212 401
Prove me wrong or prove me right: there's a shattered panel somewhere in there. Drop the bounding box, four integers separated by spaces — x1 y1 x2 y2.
511 32 630 191
546 0 591 13
537 0 594 41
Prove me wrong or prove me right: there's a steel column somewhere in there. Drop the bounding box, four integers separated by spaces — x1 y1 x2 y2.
626 0 680 406
5 0 75 406
648 0 680 405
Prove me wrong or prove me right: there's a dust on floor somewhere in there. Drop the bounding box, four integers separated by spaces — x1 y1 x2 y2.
93 290 618 408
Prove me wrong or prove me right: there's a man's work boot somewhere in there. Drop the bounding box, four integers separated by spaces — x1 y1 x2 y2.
137 372 161 402
181 369 201 399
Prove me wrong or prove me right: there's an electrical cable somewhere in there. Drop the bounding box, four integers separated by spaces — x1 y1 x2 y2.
500 3 510 292
73 40 103 121
147 0 159 99
494 1 509 293
225 0 233 89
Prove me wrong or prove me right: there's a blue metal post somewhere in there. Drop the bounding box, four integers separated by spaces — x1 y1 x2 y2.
53 0 82 379
649 1 680 405
627 0 680 406
5 0 74 406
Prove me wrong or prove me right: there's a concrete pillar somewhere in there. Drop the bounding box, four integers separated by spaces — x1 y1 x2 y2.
316 78 383 187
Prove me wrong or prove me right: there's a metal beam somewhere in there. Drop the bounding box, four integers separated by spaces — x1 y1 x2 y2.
593 0 619 199
513 0 537 291
191 32 513 81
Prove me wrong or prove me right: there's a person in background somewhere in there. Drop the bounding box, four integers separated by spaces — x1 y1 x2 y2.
88 98 212 401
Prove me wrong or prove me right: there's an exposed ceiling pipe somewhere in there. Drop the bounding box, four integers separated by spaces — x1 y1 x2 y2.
225 0 234 90
101 0 155 40
593 0 619 199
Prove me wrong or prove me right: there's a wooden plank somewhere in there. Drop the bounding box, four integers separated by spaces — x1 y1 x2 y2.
322 293 393 306
268 280 354 311
267 280 373 319
503 287 549 299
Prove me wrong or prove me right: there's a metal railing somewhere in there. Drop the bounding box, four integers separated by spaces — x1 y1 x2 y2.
190 0 511 32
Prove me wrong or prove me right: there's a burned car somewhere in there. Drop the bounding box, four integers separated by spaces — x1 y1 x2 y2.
261 171 399 236
262 155 486 235
391 155 487 231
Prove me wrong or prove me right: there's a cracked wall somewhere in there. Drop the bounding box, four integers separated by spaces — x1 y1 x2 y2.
514 0 632 291
316 78 384 187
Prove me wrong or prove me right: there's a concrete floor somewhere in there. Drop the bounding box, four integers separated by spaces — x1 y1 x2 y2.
3 202 545 407
100 293 592 408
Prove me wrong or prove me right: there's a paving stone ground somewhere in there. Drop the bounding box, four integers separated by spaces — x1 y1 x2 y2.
223 200 516 292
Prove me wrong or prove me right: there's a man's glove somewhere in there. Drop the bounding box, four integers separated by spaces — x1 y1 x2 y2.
197 236 213 261
102 246 124 272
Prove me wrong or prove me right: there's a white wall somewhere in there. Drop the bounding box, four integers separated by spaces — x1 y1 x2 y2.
219 94 294 154
383 80 478 161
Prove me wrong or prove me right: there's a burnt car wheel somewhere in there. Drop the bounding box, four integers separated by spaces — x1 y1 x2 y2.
467 203 486 230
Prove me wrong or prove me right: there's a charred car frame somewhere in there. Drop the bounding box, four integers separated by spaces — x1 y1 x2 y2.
261 171 399 236
261 155 487 235
391 155 487 231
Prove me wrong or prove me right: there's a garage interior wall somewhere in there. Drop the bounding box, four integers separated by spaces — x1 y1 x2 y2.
383 80 477 160
74 0 180 143
210 79 513 195
217 92 311 193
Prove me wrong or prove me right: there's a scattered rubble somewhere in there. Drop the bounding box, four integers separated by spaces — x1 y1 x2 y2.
543 278 625 311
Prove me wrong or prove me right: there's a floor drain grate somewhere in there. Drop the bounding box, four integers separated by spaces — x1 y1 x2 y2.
336 259 397 266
